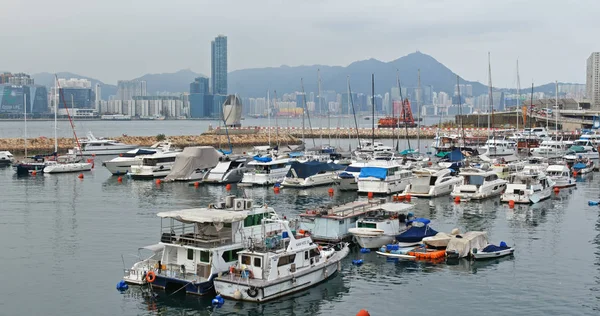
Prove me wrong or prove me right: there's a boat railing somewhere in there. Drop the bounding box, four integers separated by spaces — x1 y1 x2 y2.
160 225 234 248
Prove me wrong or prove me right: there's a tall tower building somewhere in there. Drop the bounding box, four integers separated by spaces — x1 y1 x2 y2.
586 52 600 109
117 80 147 100
211 35 228 95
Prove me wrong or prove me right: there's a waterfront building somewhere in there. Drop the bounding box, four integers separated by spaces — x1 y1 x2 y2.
117 80 147 100
8 73 34 86
586 52 600 109
0 84 48 115
211 35 228 95
190 77 209 94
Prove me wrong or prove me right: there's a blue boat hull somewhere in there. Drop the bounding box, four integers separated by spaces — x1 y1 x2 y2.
14 163 46 175
150 274 217 296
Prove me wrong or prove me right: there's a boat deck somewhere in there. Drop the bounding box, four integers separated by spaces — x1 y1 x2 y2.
299 200 382 220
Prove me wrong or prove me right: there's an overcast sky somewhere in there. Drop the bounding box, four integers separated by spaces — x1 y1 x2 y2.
1 0 598 87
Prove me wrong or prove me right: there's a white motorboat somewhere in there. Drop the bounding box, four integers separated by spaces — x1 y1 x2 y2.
164 146 222 182
500 169 554 204
204 155 250 184
471 242 515 260
213 218 350 302
564 140 599 162
337 162 367 191
403 168 463 198
0 151 15 166
281 161 343 188
451 168 507 200
78 132 139 156
348 203 414 249
546 164 576 188
123 197 284 296
102 141 173 175
241 156 291 186
357 161 414 195
530 138 570 158
43 154 93 174
422 231 455 249
571 157 594 174
479 137 517 157
130 151 180 179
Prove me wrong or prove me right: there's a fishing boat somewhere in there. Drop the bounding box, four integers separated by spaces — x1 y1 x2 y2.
213 218 350 302
123 198 284 296
337 162 367 191
130 151 181 179
281 161 344 188
348 203 414 249
357 161 414 195
546 164 576 188
298 200 384 243
203 155 250 184
403 168 463 198
451 168 507 200
500 169 554 204
78 132 139 156
471 241 514 260
395 217 438 247
0 151 14 166
241 156 291 186
571 157 594 174
102 141 173 175
164 146 221 182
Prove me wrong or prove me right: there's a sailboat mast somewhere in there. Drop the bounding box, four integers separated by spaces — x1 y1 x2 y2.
24 92 27 158
417 69 421 152
300 78 316 148
398 73 410 150
457 75 465 146
348 76 360 148
300 79 305 145
273 90 280 147
392 70 397 150
516 59 521 131
371 74 375 149
555 81 559 135
54 77 58 153
487 52 493 133
267 90 271 147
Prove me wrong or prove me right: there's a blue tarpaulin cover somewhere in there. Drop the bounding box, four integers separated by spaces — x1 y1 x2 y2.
482 244 511 252
287 161 344 178
573 162 587 170
253 156 272 163
338 172 355 179
448 148 464 162
395 225 438 243
358 167 387 179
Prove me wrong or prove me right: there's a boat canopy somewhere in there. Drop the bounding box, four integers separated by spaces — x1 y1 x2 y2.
568 146 586 153
573 162 588 170
358 167 388 179
435 151 449 158
139 244 165 252
400 149 417 155
338 172 355 179
396 224 438 243
447 148 464 162
165 146 221 180
157 209 247 224
287 161 344 178
445 231 488 258
407 217 430 225
370 203 414 213
253 156 272 163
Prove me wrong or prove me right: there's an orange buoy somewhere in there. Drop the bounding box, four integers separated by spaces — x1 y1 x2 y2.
117 176 123 182
226 184 232 191
194 181 200 188
398 195 406 201
553 187 560 193
427 161 433 166
573 171 578 177
508 200 515 208
367 192 373 199
454 196 461 203
328 188 334 195
155 179 161 185
356 309 370 316
405 194 411 202
31 170 37 176
274 187 280 194
78 173 84 179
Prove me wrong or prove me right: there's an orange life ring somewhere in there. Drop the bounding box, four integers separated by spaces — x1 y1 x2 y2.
145 271 156 283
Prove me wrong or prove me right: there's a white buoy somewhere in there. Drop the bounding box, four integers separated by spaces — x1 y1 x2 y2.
233 289 242 300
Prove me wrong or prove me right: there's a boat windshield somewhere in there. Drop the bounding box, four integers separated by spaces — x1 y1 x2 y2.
465 175 484 186
345 166 362 173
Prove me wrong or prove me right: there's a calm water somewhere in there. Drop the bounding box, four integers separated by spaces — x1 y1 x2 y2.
1 163 599 315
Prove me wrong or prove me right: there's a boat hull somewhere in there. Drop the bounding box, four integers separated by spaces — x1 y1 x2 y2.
338 177 358 191
281 173 339 188
472 247 514 260
353 234 394 249
451 183 506 201
500 191 551 204
81 146 139 156
13 163 47 175
358 178 411 195
103 159 140 175
44 163 93 174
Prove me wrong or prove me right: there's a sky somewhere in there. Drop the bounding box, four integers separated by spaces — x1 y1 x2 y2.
1 0 598 87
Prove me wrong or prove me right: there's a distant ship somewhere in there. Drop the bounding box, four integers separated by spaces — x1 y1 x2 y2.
101 114 131 121
222 95 242 127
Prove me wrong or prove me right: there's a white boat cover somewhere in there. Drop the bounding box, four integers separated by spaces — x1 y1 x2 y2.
165 146 221 180
369 203 415 213
445 231 489 258
157 209 247 224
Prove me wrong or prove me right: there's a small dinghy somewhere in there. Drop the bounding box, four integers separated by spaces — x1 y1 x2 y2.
471 241 514 260
395 218 438 247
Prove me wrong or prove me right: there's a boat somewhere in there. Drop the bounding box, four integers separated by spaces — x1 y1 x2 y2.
130 151 181 179
212 219 350 302
298 200 385 243
348 203 414 249
546 164 576 188
203 155 250 184
451 168 507 200
13 154 56 175
337 162 367 191
0 151 15 166
281 161 344 188
78 132 139 156
479 137 517 157
564 145 599 164
102 141 173 175
403 168 463 198
422 230 460 249
164 146 221 182
43 155 93 174
395 217 438 247
357 161 414 195
530 138 570 158
445 231 489 259
500 169 554 204
123 198 284 296
571 157 594 174
241 155 291 186
471 242 515 260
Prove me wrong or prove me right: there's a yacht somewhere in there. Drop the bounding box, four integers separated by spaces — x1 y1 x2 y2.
348 203 414 249
43 154 93 174
281 161 344 188
130 151 181 179
546 165 575 188
164 146 222 182
501 169 554 204
122 198 284 296
564 144 598 163
213 218 350 302
337 162 367 191
530 139 570 158
241 156 291 186
102 141 173 175
357 161 414 195
403 168 463 198
0 151 14 166
479 137 517 157
451 168 507 201
203 155 250 184
78 132 139 156
431 134 462 153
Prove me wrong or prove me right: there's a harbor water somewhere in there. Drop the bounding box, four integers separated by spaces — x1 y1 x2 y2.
1 158 599 315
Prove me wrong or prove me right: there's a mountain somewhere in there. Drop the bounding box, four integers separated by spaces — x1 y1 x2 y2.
132 69 205 95
32 72 117 100
228 52 489 97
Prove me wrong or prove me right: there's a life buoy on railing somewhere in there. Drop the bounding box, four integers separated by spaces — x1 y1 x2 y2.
145 271 156 283
247 286 259 298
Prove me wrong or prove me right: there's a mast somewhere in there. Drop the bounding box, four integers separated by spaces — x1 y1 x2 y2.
348 76 360 148
457 75 465 147
273 90 281 147
555 81 559 136
527 82 534 153
392 70 397 151
267 90 271 147
300 80 305 146
54 77 58 153
24 92 27 158
55 74 83 157
516 59 521 131
417 69 421 152
397 72 411 151
300 78 316 148
371 74 375 149
487 52 493 134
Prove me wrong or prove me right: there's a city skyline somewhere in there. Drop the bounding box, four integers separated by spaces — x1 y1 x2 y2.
0 0 597 88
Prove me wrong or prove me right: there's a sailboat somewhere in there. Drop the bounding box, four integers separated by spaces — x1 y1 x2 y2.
43 75 93 174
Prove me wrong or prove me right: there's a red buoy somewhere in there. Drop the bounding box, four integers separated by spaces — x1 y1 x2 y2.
78 173 84 179
367 192 373 199
194 181 200 188
117 176 123 182
226 184 232 191
155 179 161 185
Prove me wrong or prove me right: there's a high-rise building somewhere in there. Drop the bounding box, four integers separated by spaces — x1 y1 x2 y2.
117 80 147 100
211 35 228 95
190 77 209 94
586 52 600 109
8 73 34 86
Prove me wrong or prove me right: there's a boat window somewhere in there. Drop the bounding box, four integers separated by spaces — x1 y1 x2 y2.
429 176 438 186
241 255 251 265
466 175 484 185
305 251 309 260
244 213 264 227
253 257 262 267
277 254 296 267
357 222 377 229
221 248 242 262
187 249 194 260
200 251 210 263
339 220 344 225
309 249 320 258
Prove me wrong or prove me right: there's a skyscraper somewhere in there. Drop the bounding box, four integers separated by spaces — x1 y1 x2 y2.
586 52 600 109
211 35 228 95
117 80 147 100
190 77 209 94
